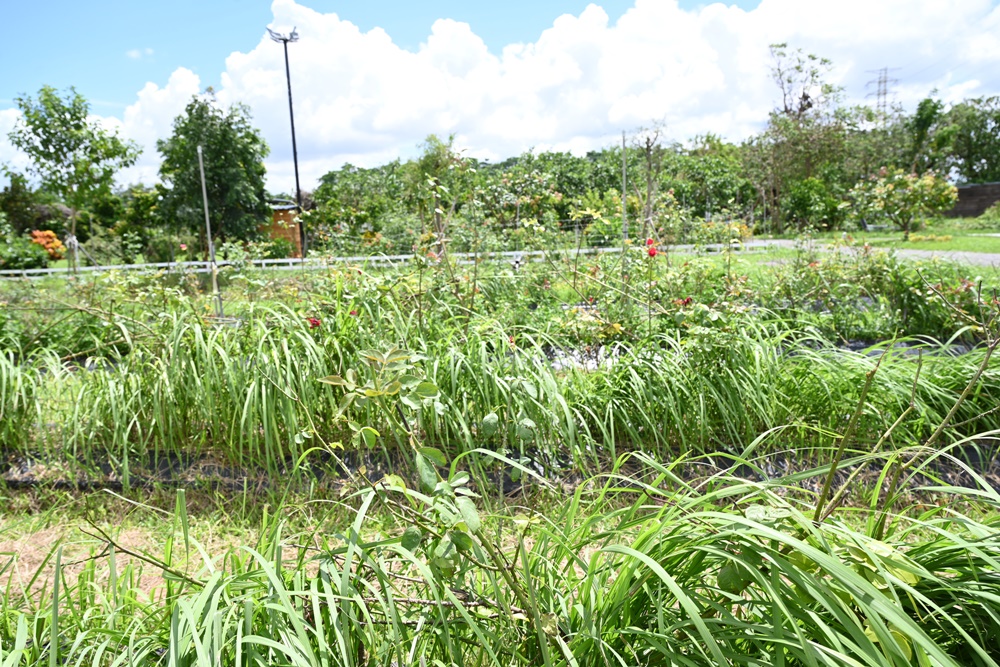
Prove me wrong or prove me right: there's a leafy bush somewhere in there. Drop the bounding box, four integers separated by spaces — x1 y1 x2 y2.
0 235 49 270
145 233 197 263
0 214 49 269
262 237 295 259
80 225 128 266
786 176 843 231
846 168 958 239
967 200 1000 230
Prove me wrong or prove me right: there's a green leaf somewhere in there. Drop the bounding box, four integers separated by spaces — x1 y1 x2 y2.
431 555 457 579
384 348 411 363
540 614 559 637
379 474 407 490
456 497 482 534
401 526 422 551
360 349 385 364
398 374 421 389
717 563 751 594
414 381 439 398
319 374 350 387
335 393 355 417
744 505 791 523
450 530 473 552
480 412 499 438
358 426 379 448
419 447 448 467
516 418 536 442
434 534 455 560
416 453 437 494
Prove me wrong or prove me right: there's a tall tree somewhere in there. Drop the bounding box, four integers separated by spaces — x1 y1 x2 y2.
742 44 847 232
157 94 269 246
8 85 140 243
906 97 948 173
944 96 1000 184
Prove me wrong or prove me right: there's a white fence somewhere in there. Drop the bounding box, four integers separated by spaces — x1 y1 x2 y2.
0 241 783 280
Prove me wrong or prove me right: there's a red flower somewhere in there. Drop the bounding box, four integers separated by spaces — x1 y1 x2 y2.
646 237 655 246
349 310 358 316
307 317 321 328
648 247 657 258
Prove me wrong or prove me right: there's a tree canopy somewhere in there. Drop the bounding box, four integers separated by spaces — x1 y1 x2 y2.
8 85 140 235
944 96 1000 184
157 95 269 245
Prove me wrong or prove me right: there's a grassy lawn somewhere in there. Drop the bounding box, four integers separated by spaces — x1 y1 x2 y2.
868 234 1000 253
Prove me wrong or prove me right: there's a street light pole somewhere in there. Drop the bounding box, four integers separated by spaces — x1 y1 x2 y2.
267 26 306 257
197 145 224 318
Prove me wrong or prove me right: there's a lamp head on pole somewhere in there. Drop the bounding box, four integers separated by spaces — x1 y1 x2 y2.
267 26 299 43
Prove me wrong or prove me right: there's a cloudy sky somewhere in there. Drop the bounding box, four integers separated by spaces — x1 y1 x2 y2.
2 0 999 195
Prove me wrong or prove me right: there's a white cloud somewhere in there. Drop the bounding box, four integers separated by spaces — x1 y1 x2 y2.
126 47 154 60
0 108 27 179
3 0 1000 195
114 67 202 184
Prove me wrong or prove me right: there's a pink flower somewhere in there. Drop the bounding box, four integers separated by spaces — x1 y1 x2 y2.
349 310 358 316
179 243 188 251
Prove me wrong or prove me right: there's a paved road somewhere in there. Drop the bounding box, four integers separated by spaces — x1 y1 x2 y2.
730 239 1000 268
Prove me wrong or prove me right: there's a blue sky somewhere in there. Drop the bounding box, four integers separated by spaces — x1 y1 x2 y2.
2 0 999 193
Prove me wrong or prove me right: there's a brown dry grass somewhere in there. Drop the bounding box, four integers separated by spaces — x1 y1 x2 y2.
0 525 167 603
0 515 331 607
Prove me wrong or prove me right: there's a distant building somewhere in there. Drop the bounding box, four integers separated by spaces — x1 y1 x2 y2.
945 182 1000 218
264 202 302 258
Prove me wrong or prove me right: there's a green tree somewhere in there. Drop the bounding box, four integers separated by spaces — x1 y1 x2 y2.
906 97 949 173
314 161 404 237
479 154 561 228
846 168 957 239
944 96 1000 184
157 95 269 246
8 85 140 244
674 135 754 220
742 44 848 232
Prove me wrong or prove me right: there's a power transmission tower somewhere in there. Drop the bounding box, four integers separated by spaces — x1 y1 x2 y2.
866 67 900 121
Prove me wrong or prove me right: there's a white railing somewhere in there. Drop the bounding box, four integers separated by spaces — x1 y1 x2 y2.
0 241 784 279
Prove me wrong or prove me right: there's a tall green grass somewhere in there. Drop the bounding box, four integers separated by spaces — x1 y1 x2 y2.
4 307 999 482
0 349 36 452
